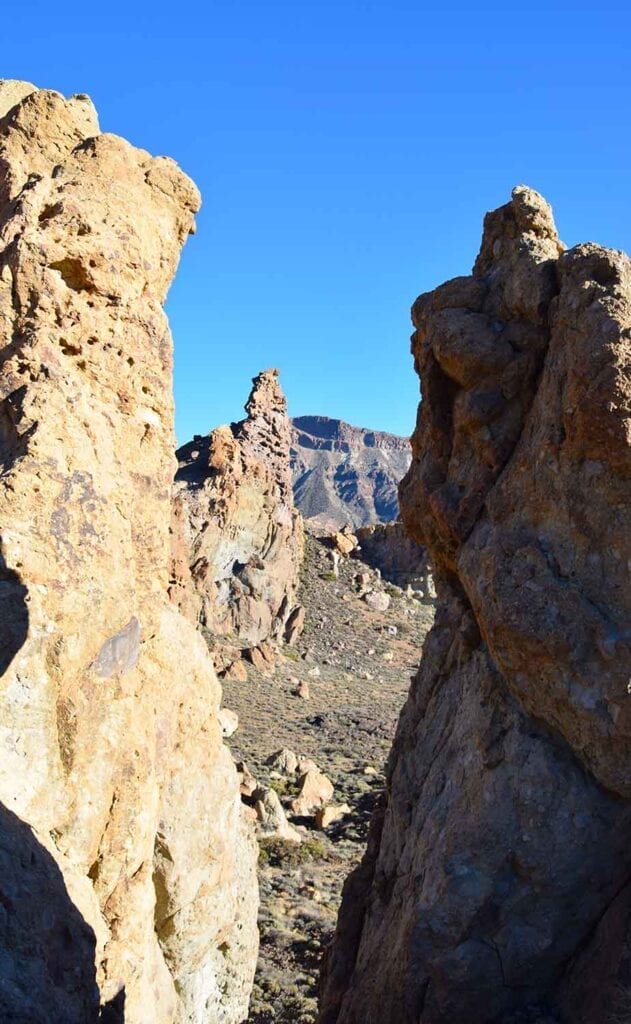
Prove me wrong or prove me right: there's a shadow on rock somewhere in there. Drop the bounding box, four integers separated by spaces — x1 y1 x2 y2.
0 802 114 1022
0 553 28 677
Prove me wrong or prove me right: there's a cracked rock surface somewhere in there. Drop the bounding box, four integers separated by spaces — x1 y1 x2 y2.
0 79 258 1023
175 368 304 655
319 187 631 1024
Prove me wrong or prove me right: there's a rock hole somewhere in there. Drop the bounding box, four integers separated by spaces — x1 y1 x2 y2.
49 258 93 293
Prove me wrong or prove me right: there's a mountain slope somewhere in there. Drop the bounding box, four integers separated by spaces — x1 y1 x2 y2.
290 415 411 529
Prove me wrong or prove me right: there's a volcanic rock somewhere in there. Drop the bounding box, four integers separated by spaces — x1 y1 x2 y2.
175 369 305 657
0 81 258 1023
319 187 631 1024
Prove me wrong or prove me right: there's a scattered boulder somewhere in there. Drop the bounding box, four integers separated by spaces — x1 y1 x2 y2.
223 658 249 682
291 769 334 816
245 641 276 673
356 520 431 591
331 529 358 556
265 749 299 775
315 803 351 830
320 187 631 1024
236 762 258 799
217 708 239 738
253 787 302 844
362 590 390 612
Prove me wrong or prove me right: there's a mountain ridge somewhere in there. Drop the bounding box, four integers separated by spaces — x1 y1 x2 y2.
290 414 411 529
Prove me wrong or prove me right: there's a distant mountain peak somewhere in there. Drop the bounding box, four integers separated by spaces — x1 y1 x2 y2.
290 415 411 529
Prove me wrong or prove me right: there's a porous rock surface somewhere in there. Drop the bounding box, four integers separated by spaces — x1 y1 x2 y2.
319 187 631 1024
0 80 258 1023
175 369 304 652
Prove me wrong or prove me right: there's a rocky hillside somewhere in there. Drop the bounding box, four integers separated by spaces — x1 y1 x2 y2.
290 416 411 529
175 369 305 679
320 187 631 1024
0 80 257 1023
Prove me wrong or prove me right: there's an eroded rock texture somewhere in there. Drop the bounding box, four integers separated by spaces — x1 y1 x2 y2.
175 369 304 655
0 80 258 1022
319 187 631 1024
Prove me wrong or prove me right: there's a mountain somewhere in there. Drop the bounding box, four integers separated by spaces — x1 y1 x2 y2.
290 415 411 529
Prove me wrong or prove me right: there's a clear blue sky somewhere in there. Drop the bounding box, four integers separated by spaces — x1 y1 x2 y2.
4 0 630 441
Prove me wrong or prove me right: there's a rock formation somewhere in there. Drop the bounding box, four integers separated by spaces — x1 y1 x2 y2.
319 187 631 1023
0 80 258 1022
175 369 304 666
291 415 411 529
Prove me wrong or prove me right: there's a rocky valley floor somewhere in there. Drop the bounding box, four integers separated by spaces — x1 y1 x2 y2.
222 533 435 1023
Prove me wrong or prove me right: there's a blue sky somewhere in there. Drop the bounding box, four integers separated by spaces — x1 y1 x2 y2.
4 0 630 441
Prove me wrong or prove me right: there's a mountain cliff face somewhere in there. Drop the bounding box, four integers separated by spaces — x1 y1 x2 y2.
0 80 257 1023
290 415 411 529
319 187 631 1024
175 369 304 660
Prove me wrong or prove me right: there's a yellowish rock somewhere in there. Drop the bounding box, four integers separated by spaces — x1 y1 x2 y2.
0 82 258 1023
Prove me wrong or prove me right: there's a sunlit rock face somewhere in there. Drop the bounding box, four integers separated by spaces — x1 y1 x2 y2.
175 368 305 652
0 79 258 1023
319 187 631 1024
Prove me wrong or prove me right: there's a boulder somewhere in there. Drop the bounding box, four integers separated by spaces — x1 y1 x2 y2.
217 708 239 738
319 188 631 1024
315 803 351 829
331 530 358 556
265 749 299 775
253 788 302 844
362 590 391 612
291 769 334 816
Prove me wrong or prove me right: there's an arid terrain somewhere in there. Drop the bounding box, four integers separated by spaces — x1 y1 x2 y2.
222 532 435 1023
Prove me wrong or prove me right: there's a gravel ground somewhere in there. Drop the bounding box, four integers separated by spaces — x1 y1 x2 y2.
222 533 435 1023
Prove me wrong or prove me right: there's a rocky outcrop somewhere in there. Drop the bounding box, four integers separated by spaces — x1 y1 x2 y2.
319 187 631 1024
0 80 258 1022
175 369 304 662
291 415 411 528
355 520 432 594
